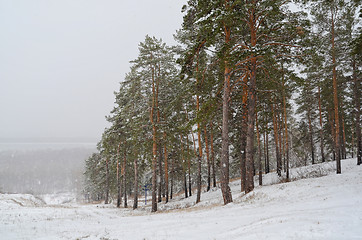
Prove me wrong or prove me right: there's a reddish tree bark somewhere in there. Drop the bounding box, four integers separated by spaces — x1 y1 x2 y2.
240 75 248 192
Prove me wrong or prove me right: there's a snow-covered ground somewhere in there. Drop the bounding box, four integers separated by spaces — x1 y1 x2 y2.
1 158 361 240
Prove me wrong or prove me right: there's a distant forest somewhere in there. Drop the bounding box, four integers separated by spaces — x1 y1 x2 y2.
0 148 94 195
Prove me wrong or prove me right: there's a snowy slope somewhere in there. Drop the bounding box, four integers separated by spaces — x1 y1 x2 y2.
1 158 361 240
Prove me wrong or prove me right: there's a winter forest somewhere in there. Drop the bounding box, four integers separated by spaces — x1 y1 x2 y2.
84 0 361 213
1 0 362 239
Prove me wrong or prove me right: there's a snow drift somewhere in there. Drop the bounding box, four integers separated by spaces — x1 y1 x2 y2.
1 158 361 240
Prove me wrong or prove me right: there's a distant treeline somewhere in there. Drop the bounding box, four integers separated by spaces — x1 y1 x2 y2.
0 148 94 195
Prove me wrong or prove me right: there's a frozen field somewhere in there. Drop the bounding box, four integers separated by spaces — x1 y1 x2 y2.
1 158 361 240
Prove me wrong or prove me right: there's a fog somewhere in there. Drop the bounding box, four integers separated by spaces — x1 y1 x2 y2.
0 0 184 140
0 1 184 196
0 144 96 195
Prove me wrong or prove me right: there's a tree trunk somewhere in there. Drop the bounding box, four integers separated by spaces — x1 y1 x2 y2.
341 114 347 159
181 135 188 198
195 41 203 204
240 74 248 192
210 122 216 188
204 125 211 191
307 108 315 165
184 171 188 198
123 148 127 208
277 113 283 171
245 54 257 194
164 132 169 203
184 109 193 197
282 71 290 180
105 158 109 204
256 111 262 186
329 110 336 162
196 95 202 204
352 130 355 158
331 6 341 174
170 157 174 200
266 131 270 173
133 156 138 209
318 86 325 162
116 141 122 208
158 144 163 203
151 121 157 212
151 63 157 212
263 129 270 174
272 103 281 176
187 134 192 197
220 24 233 204
352 56 361 165
156 63 163 203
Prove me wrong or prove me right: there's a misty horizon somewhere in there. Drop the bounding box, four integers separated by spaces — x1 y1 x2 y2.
0 136 99 144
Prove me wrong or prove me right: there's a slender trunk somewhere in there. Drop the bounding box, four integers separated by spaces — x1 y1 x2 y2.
181 135 188 198
263 130 269 174
204 125 211 191
331 6 341 174
196 95 202 204
151 122 157 212
307 108 315 165
266 131 270 173
133 156 138 209
105 158 109 204
279 108 285 173
240 74 248 192
158 145 163 203
282 71 290 180
117 141 122 208
164 132 169 203
264 111 270 174
256 111 262 186
352 130 355 158
123 147 127 208
210 122 216 188
156 63 164 203
151 63 157 212
318 86 325 162
245 64 256 193
277 113 283 171
285 120 289 180
195 43 203 203
187 135 192 197
245 12 257 193
170 157 174 200
341 114 347 159
220 23 233 204
263 131 267 174
353 56 361 165
329 110 336 161
272 103 281 176
184 171 188 198
185 109 193 196
282 121 286 173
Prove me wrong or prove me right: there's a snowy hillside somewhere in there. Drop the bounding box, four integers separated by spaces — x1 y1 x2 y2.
1 158 361 240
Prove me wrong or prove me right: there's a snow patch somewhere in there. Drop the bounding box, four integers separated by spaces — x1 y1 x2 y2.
0 158 361 240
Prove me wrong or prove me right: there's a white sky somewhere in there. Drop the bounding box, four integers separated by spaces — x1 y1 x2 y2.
0 0 185 142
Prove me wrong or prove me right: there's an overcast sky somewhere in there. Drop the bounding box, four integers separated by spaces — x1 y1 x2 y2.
0 0 185 142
